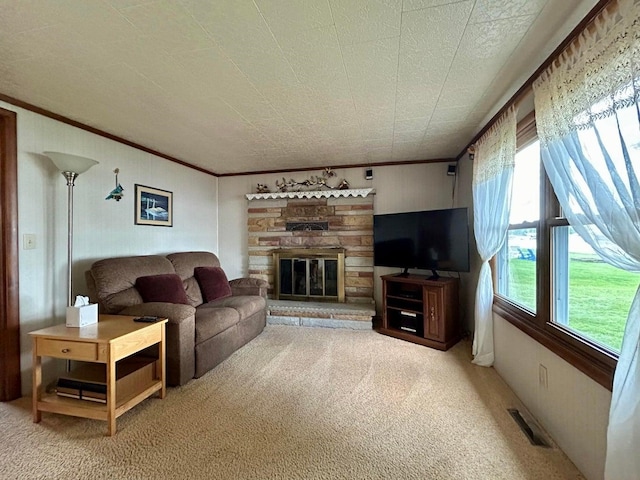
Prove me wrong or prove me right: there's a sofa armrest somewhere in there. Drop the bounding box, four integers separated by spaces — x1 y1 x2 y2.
118 302 196 387
229 277 268 298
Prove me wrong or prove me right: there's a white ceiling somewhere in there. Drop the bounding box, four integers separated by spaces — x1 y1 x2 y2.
0 0 595 175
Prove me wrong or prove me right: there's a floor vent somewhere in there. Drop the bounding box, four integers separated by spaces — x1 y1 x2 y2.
507 408 551 448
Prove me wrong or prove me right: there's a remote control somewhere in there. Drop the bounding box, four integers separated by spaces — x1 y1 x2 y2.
133 316 159 323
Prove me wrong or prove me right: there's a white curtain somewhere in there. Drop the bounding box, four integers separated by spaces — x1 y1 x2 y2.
533 1 640 478
472 106 518 366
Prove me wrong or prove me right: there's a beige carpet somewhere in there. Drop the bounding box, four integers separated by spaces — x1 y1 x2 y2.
1 325 584 480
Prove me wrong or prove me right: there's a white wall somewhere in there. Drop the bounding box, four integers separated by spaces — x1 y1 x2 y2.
218 162 475 330
494 316 611 480
8 100 219 394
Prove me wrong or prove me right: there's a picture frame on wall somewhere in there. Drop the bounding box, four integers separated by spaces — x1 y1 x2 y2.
135 184 173 227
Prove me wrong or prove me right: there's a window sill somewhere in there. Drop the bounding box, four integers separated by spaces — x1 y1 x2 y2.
493 301 615 391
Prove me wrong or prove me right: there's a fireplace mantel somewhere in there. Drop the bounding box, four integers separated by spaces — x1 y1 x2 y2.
246 188 374 201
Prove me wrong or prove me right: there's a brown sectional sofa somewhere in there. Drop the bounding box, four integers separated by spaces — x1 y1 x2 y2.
85 251 268 386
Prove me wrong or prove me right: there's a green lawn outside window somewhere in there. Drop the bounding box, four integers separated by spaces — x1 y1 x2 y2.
507 256 639 352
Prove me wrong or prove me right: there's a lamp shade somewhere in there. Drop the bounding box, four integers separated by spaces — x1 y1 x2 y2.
44 151 98 174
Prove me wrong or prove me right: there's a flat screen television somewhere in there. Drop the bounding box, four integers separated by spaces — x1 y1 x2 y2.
373 207 470 278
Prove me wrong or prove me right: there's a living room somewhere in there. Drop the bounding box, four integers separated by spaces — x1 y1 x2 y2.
1 1 637 479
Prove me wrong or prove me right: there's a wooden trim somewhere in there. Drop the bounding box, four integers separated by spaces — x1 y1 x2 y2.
217 157 456 177
0 93 218 178
493 301 615 390
0 91 457 178
456 0 613 160
0 107 21 401
0 3 615 177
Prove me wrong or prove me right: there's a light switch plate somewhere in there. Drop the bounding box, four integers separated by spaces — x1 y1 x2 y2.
23 234 36 250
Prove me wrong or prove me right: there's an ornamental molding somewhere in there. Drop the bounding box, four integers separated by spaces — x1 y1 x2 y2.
245 188 375 201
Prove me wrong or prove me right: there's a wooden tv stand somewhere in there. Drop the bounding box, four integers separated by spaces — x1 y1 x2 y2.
378 274 460 350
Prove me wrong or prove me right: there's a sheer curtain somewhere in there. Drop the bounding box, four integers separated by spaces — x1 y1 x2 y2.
533 1 640 478
471 106 517 366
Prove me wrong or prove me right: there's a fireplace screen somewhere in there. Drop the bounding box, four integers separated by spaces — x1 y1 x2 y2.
274 249 345 302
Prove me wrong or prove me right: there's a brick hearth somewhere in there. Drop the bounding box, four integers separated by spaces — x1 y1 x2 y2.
267 300 375 330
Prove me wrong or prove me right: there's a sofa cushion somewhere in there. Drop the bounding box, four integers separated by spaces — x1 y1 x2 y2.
135 274 190 305
89 255 175 314
195 266 232 302
194 307 240 344
167 252 222 307
204 295 266 322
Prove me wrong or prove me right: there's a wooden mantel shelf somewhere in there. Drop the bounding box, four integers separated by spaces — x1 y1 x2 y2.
245 188 375 201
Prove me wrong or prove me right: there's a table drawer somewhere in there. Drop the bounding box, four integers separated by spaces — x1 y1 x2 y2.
37 338 98 361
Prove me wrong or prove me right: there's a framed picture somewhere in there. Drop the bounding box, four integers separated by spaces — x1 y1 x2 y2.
135 184 173 227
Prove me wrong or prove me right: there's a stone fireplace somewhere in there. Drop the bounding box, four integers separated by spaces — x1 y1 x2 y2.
246 189 374 305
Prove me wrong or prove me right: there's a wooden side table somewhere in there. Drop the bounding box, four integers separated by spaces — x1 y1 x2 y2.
30 314 167 436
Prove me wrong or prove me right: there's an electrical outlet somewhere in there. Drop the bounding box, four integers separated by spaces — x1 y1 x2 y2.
23 234 36 250
539 364 548 389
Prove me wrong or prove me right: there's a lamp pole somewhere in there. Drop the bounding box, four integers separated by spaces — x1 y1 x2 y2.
61 171 79 307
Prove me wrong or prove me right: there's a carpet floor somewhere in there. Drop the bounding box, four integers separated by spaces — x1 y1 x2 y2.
1 325 584 480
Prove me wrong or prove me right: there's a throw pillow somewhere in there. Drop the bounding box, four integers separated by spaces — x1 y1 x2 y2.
194 266 232 303
135 274 189 305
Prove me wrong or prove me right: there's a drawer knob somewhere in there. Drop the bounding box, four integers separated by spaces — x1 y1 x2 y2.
61 348 70 353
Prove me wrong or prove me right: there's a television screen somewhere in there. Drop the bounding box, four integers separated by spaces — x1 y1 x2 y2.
373 207 470 276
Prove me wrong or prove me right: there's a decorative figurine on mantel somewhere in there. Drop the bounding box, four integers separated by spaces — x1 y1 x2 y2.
256 183 270 193
263 168 348 193
336 179 350 190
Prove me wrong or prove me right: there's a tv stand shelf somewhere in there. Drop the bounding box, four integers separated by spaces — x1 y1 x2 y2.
378 274 460 350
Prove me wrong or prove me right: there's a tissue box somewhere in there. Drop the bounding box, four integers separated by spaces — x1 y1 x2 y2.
66 303 98 327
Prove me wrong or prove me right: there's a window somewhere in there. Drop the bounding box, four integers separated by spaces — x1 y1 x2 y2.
493 115 638 389
550 225 635 353
496 140 539 313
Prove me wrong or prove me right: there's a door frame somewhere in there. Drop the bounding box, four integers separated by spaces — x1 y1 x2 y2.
0 107 20 401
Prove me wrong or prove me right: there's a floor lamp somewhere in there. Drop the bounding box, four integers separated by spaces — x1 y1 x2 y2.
44 152 99 308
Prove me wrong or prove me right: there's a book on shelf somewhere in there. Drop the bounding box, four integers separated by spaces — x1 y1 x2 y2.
80 393 107 403
55 391 81 400
55 376 107 403
54 355 156 404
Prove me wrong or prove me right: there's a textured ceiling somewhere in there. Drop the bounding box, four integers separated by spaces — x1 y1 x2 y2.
0 0 594 175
